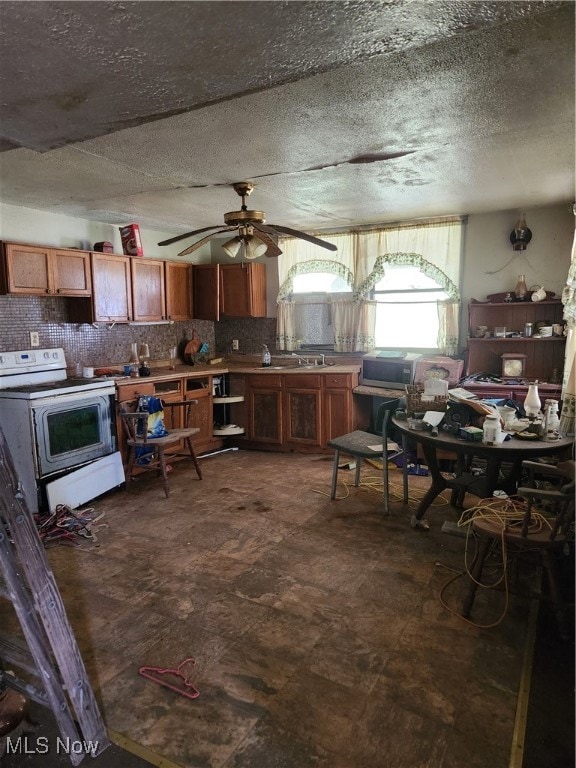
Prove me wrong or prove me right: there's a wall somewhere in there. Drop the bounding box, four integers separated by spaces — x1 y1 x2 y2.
0 201 572 363
461 204 573 345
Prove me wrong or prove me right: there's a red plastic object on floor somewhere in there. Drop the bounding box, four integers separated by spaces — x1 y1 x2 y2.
138 658 200 700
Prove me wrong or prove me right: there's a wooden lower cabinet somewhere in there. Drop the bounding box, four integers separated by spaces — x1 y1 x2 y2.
243 371 361 452
185 387 213 452
247 387 283 445
284 382 323 449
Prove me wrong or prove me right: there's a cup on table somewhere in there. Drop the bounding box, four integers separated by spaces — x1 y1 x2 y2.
494 326 507 338
82 366 94 378
169 347 178 370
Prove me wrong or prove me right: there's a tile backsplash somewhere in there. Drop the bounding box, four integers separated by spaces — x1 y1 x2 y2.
0 296 276 368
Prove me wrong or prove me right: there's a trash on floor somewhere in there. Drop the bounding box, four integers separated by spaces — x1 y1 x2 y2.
138 659 200 700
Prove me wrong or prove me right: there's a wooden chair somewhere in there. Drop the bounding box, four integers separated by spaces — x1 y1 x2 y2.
461 459 575 638
119 397 202 498
327 399 406 514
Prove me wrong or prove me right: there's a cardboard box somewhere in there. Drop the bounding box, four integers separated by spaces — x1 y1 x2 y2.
119 224 143 257
414 356 464 387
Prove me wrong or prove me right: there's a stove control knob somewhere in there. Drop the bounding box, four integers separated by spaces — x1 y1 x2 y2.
52 352 58 359
43 352 50 359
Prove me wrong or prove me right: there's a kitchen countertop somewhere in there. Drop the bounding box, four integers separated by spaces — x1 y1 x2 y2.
114 361 361 385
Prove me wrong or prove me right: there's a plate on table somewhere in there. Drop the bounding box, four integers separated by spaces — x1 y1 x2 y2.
514 431 540 440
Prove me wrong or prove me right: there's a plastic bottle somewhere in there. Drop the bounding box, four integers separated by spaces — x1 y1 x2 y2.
262 344 271 367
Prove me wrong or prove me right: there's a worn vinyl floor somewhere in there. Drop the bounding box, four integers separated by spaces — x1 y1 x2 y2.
1 449 570 767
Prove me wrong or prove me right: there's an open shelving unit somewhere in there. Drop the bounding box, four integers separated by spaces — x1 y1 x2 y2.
212 378 245 436
467 298 565 381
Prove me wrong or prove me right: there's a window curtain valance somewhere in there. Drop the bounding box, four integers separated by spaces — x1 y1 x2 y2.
353 220 463 300
277 234 355 300
277 219 463 301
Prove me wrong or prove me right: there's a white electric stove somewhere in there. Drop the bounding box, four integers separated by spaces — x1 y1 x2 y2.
0 348 124 513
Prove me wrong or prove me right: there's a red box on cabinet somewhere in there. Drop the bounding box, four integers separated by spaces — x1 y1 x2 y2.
119 224 143 256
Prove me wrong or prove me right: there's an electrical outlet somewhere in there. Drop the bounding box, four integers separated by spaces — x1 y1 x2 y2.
231 339 239 351
30 332 40 347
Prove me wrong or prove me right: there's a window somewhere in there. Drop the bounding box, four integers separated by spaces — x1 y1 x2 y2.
373 265 449 350
292 272 350 293
291 272 352 347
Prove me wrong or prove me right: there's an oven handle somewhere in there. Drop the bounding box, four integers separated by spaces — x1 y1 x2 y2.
29 388 115 407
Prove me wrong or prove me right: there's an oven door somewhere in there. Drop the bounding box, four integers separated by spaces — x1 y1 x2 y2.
32 392 115 478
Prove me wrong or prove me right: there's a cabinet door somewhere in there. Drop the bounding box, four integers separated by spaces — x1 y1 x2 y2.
284 388 322 448
323 388 353 445
3 243 52 294
193 264 220 321
247 388 283 444
91 253 133 322
220 263 266 317
165 262 192 320
185 389 213 450
52 249 92 295
131 258 166 321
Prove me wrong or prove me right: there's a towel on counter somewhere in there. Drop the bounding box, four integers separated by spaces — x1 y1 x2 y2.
135 395 169 464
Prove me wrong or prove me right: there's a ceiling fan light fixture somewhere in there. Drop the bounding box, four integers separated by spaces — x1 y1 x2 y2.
222 236 242 258
244 236 267 260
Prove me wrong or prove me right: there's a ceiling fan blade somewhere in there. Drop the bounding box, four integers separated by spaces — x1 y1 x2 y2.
158 224 229 247
177 229 234 257
263 223 338 252
250 224 283 257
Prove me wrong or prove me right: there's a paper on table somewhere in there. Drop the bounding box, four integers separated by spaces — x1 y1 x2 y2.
368 440 401 452
423 411 444 427
424 379 449 396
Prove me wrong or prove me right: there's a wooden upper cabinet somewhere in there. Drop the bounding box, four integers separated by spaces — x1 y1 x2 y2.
220 263 266 317
193 264 220 321
131 258 166 321
50 249 92 295
165 261 192 321
192 262 267 320
0 242 91 296
91 252 133 322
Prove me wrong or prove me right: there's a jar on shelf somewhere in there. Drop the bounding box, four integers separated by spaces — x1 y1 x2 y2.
514 274 528 301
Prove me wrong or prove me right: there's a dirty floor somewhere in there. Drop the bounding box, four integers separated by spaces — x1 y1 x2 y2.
1 449 573 767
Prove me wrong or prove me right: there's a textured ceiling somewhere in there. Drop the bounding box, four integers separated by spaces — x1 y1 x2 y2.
0 1 573 240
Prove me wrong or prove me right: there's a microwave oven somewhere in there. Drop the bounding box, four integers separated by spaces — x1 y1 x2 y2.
361 352 422 390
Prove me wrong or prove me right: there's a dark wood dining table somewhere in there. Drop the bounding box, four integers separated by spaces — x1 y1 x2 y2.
391 415 574 527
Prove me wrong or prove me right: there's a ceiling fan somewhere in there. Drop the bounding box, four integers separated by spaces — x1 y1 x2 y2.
157 182 338 259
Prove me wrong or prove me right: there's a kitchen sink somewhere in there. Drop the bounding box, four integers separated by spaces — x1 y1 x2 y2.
256 364 328 370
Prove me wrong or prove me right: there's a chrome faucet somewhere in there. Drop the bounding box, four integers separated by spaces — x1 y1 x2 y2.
316 354 326 366
291 352 310 366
